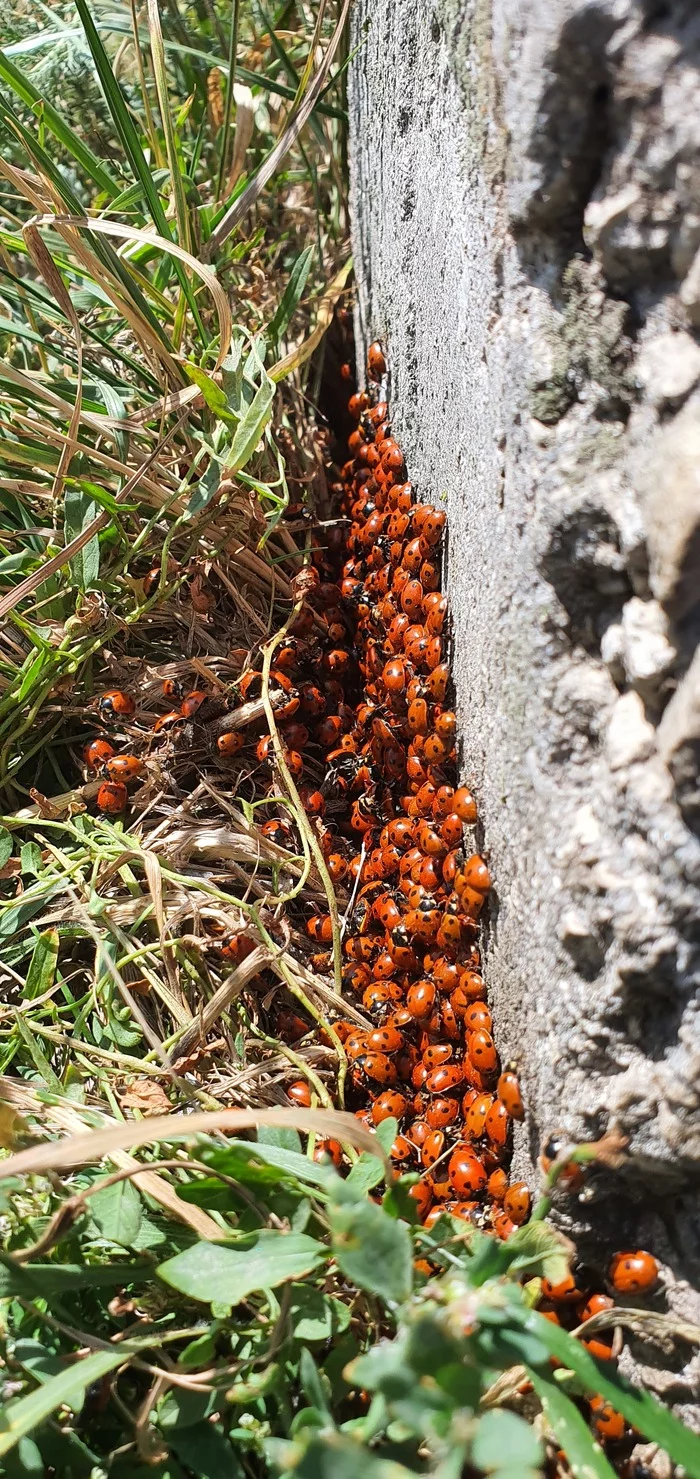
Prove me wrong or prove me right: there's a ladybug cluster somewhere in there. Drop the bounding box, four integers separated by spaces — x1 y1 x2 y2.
305 339 660 1448
82 681 214 811
79 335 661 1451
296 340 526 1235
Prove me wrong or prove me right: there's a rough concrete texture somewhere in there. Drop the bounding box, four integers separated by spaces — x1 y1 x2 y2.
348 0 700 1404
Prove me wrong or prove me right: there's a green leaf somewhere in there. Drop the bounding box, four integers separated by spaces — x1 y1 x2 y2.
291 1433 402 1479
0 1346 134 1458
158 1231 326 1305
268 246 313 350
527 1368 617 1479
168 1422 244 1479
0 1258 153 1298
523 1310 700 1476
203 1138 334 1191
226 374 275 474
89 1177 143 1248
184 363 234 422
257 1124 302 1153
0 827 12 866
344 1152 385 1197
331 1200 412 1304
472 1411 544 1473
289 1284 350 1343
24 930 59 1000
503 1221 572 1286
19 843 42 877
63 485 99 589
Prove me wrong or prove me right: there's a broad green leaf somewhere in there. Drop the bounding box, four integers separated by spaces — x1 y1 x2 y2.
289 1284 351 1343
158 1231 326 1305
203 1138 334 1190
168 1422 244 1479
184 363 234 422
527 1368 617 1479
226 374 275 473
523 1309 700 1476
291 1433 402 1479
344 1153 384 1196
331 1200 412 1305
90 1176 143 1248
472 1410 544 1473
0 887 62 940
0 1346 135 1458
19 843 42 877
63 485 99 589
0 827 12 867
257 1124 302 1154
503 1220 572 1286
23 929 59 1000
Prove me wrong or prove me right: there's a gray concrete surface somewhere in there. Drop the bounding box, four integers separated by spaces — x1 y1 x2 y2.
349 0 700 1414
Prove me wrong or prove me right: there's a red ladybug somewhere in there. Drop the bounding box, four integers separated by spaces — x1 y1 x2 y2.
180 689 207 718
96 781 128 814
105 756 144 782
447 1145 487 1196
218 731 245 756
84 738 115 769
497 1070 524 1120
287 1080 312 1107
608 1250 658 1294
98 690 135 719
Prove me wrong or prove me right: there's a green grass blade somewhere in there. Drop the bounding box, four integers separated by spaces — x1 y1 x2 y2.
527 1368 617 1479
0 49 119 198
72 0 203 334
0 1343 141 1457
524 1309 700 1476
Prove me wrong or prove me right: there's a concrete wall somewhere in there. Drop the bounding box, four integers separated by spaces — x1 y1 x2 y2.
348 0 700 1413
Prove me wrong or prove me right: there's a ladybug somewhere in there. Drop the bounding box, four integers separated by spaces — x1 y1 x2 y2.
491 1210 517 1241
447 1145 487 1196
590 1398 625 1442
503 1181 530 1225
306 915 333 944
367 1025 403 1055
425 1064 463 1095
104 755 144 783
313 1138 343 1168
96 781 128 814
98 690 135 719
218 730 245 756
422 1044 453 1071
180 689 207 718
541 1273 580 1303
464 1002 492 1034
540 1134 585 1190
371 1090 408 1124
83 738 115 769
407 1180 433 1222
468 1030 498 1074
422 1130 445 1168
390 1134 414 1164
153 710 183 734
487 1167 508 1204
608 1250 658 1294
357 1052 397 1086
426 1096 460 1129
465 1092 492 1139
497 1071 524 1120
287 1080 311 1107
406 979 436 1020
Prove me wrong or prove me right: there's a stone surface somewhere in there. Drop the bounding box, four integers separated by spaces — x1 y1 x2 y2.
348 0 700 1326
